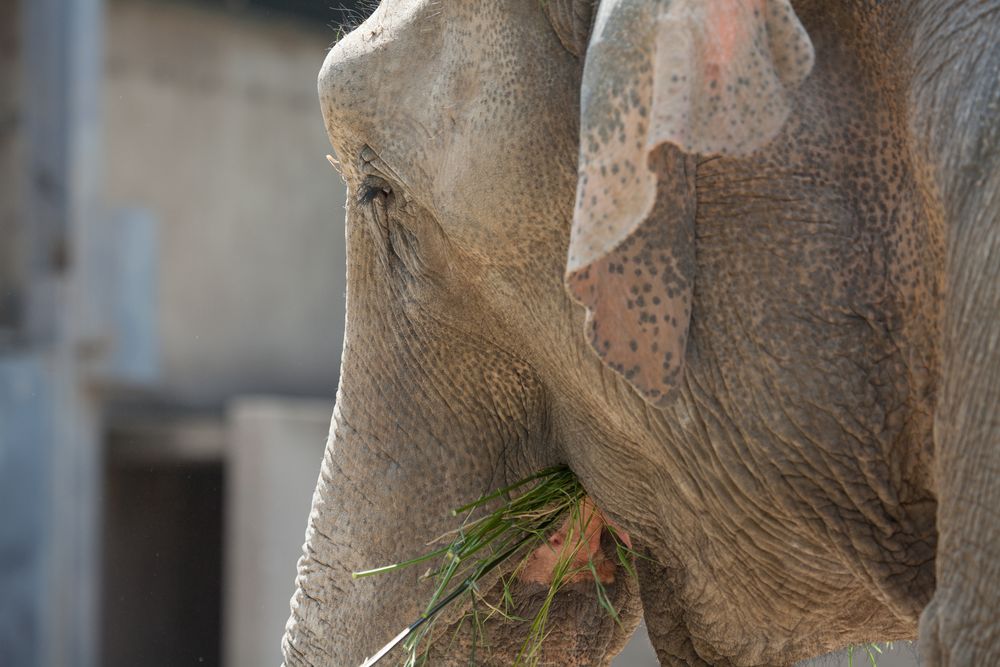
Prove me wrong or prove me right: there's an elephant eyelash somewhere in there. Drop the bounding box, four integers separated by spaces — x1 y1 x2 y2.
358 183 392 206
358 171 395 207
358 184 380 205
357 177 399 259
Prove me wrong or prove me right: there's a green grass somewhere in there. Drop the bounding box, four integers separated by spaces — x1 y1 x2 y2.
353 466 894 667
352 466 635 666
847 642 894 667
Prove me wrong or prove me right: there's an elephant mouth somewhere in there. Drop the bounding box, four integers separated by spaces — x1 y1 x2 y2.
411 501 636 664
519 497 626 587
414 540 638 666
356 490 638 666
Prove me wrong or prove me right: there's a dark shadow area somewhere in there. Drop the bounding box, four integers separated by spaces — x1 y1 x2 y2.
101 461 225 667
164 0 377 25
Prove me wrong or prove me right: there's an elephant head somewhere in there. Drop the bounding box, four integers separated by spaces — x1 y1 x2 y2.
284 0 998 665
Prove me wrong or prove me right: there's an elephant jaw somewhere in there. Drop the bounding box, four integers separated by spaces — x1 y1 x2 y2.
520 498 632 586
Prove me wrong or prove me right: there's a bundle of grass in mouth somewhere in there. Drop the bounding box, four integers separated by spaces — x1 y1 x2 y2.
353 466 636 667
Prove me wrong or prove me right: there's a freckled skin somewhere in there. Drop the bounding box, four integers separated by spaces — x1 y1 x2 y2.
521 499 618 586
283 1 1000 666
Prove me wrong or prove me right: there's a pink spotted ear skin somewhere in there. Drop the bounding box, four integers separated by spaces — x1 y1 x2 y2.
568 147 696 406
566 0 815 408
650 0 815 156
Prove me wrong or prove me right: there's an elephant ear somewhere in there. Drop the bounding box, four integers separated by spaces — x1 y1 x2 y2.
566 0 814 406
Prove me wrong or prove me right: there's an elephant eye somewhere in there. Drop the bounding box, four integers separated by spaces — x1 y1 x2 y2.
357 176 397 253
357 177 393 206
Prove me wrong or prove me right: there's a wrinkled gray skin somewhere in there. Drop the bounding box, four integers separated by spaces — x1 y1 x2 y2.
283 1 999 666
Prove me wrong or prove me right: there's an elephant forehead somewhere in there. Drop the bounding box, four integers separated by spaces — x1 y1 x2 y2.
319 0 581 256
318 1 546 147
317 0 444 159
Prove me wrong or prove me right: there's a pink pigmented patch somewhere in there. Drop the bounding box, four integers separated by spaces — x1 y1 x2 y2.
705 0 763 64
519 499 631 586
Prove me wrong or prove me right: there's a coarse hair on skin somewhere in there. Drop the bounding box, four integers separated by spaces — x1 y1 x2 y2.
330 0 381 45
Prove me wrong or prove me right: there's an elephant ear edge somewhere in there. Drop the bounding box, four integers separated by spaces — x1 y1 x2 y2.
566 0 815 406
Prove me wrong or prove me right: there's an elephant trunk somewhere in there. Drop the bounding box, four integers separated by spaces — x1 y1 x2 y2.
282 396 376 667
282 380 495 666
280 292 559 664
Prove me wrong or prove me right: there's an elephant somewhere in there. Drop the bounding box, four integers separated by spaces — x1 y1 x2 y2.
282 1 1000 665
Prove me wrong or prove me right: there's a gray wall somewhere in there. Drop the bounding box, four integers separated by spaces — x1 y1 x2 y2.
224 397 329 667
97 3 350 665
1 1 106 665
104 0 348 408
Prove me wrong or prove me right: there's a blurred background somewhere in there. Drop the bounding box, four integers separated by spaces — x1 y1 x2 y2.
0 1 917 666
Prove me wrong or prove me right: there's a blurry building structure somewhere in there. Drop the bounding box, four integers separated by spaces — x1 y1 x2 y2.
100 1 354 665
2 0 350 665
2 1 111 666
0 1 917 667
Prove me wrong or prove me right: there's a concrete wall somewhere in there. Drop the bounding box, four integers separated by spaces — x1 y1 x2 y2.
1 1 106 665
0 357 53 667
104 0 347 408
223 397 329 667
